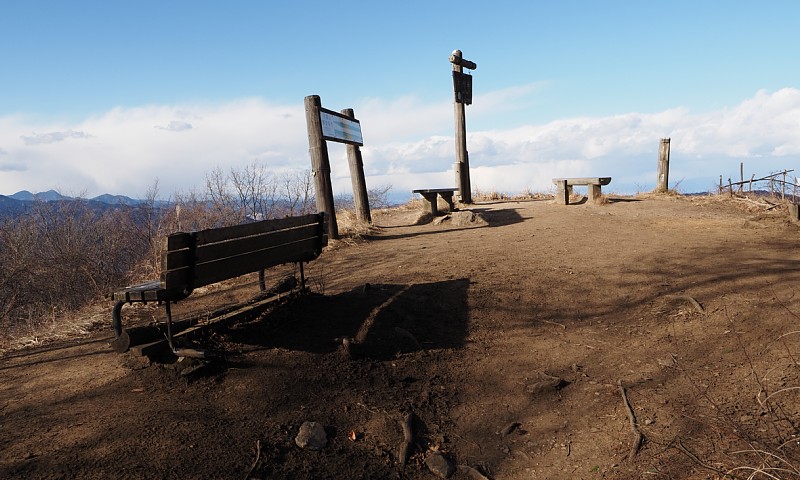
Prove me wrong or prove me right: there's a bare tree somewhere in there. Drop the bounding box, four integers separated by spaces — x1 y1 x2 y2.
281 169 314 216
229 160 278 221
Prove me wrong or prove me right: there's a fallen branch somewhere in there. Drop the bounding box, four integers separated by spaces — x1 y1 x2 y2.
399 412 415 467
675 438 731 477
618 380 644 461
245 440 261 480
541 319 567 330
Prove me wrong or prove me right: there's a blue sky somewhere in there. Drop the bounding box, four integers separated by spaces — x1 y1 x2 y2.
2 1 799 199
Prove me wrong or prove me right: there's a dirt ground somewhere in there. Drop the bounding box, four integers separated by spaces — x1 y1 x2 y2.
2 193 800 479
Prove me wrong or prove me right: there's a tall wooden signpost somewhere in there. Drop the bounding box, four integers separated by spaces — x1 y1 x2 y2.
304 95 368 239
656 137 671 193
450 49 477 204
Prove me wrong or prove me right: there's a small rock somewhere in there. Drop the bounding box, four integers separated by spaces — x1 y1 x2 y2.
500 422 521 436
526 377 568 394
425 452 456 478
295 421 327 450
644 419 654 426
451 211 488 226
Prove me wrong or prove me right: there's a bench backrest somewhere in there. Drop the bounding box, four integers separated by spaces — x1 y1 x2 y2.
160 213 327 294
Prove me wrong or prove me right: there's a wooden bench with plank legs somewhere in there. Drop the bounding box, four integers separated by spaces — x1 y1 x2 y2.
108 212 327 357
552 177 612 205
412 188 458 215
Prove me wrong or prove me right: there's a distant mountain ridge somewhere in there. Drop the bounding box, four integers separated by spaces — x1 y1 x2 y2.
7 190 143 205
0 190 159 219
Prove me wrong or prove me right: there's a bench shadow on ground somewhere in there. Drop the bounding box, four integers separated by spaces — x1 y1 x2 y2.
606 196 641 203
219 278 471 360
368 207 526 242
562 196 642 205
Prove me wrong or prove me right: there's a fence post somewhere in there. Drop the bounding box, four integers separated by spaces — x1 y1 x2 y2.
342 108 371 224
656 138 671 193
304 95 339 239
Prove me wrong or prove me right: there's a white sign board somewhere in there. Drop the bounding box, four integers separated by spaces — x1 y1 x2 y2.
320 109 364 146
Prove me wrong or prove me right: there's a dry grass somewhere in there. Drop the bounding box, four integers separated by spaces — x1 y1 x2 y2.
0 304 109 356
473 188 551 202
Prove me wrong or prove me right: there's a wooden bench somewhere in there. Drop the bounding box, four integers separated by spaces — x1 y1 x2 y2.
552 177 612 205
412 188 458 215
109 212 327 356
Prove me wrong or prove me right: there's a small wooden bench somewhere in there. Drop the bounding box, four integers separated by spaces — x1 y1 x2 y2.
109 213 327 356
413 188 458 215
552 177 612 205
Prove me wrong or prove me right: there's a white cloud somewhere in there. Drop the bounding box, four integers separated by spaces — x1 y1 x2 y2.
0 88 799 199
155 120 193 132
21 130 93 145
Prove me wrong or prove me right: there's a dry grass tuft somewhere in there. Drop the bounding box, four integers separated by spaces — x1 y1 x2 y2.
593 194 610 205
336 209 375 238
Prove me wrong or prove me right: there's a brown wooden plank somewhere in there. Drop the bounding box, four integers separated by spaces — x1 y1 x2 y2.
164 248 194 271
194 223 320 264
166 232 193 250
161 267 193 290
195 214 322 245
193 238 321 288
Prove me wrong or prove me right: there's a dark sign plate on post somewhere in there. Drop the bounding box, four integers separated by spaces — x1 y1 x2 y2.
319 108 364 146
452 71 473 105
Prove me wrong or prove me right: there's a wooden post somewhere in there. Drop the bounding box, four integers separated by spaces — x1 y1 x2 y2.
341 108 371 224
739 162 744 194
452 49 472 204
656 138 670 193
783 171 787 201
304 95 339 239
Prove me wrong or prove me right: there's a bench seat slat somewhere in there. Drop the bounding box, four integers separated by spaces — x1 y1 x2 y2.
111 280 162 302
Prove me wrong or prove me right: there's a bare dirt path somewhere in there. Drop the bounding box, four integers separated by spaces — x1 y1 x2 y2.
2 194 800 479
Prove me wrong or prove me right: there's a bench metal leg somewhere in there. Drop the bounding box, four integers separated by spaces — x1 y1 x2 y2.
112 301 125 338
258 269 266 291
162 302 208 359
110 300 133 353
299 262 306 293
165 301 176 352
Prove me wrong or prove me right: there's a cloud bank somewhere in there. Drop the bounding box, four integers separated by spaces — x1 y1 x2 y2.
0 88 798 200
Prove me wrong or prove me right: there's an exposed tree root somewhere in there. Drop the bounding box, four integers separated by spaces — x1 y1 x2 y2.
618 380 644 461
399 412 415 467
